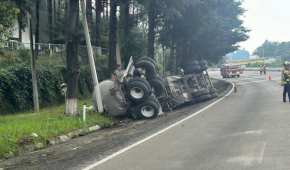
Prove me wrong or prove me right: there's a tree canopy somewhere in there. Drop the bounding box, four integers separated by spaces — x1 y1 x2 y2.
0 1 18 43
254 40 290 60
158 0 248 66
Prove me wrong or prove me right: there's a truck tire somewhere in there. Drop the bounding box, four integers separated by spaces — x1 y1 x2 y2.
148 76 167 98
135 60 157 79
137 57 157 66
125 78 151 103
130 96 160 119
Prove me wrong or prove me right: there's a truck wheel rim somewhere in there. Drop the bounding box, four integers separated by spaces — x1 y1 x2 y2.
141 106 155 118
130 87 144 99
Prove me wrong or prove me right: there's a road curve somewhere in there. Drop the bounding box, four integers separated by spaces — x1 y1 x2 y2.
85 71 290 170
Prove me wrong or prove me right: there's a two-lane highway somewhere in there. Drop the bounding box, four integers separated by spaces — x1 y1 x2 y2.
83 71 290 170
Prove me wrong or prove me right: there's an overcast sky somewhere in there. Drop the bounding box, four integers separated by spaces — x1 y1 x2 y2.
239 0 290 53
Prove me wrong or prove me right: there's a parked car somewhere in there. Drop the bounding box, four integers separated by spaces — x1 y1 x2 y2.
220 64 243 78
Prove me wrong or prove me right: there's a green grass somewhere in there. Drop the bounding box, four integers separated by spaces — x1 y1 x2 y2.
0 99 113 158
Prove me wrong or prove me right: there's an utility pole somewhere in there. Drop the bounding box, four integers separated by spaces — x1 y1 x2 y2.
28 12 40 112
79 0 104 112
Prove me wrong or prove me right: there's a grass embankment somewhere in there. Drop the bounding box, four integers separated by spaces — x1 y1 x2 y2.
0 100 113 158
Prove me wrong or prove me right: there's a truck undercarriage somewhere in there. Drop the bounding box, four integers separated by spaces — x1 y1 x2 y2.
100 57 217 119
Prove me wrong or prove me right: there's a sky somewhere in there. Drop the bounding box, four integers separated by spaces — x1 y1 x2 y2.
239 0 290 53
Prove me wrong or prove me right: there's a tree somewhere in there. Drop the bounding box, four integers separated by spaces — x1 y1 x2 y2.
86 0 93 32
108 0 118 71
65 0 81 115
15 0 25 42
35 0 40 55
254 40 290 60
28 12 40 112
158 0 248 69
47 0 53 42
0 1 19 43
147 0 157 59
119 0 131 65
95 0 102 46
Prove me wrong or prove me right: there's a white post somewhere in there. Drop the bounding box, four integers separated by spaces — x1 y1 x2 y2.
80 0 104 112
83 105 87 122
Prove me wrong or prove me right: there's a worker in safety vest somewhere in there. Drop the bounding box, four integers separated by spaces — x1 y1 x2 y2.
281 61 290 102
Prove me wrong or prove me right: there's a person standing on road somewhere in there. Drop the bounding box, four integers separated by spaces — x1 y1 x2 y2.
260 64 267 75
281 62 290 102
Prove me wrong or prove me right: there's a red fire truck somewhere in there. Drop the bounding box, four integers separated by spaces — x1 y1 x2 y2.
220 64 244 78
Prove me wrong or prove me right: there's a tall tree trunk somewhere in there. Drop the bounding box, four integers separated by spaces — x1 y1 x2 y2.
53 0 57 24
18 14 22 42
106 0 109 20
86 0 93 31
28 13 40 112
147 0 156 59
35 0 40 56
168 41 176 74
123 0 130 38
108 0 117 71
47 0 53 42
95 0 101 46
65 0 80 115
16 0 23 42
120 0 130 65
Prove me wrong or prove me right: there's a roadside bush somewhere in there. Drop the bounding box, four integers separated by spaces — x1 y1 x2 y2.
0 48 110 114
0 64 98 114
0 65 61 114
0 49 30 68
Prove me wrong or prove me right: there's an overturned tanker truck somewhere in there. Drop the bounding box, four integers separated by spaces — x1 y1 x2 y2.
99 57 217 119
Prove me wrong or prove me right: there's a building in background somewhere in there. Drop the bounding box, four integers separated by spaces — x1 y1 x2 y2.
225 49 250 61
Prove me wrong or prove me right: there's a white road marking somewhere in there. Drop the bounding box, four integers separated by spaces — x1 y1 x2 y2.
258 142 267 164
237 79 280 85
244 130 263 135
227 141 267 167
227 156 259 166
227 130 264 137
82 83 235 170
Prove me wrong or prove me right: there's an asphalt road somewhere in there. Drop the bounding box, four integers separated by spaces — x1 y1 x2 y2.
85 71 290 170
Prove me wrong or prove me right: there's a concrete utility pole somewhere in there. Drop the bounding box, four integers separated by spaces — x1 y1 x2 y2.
79 0 104 112
28 12 40 112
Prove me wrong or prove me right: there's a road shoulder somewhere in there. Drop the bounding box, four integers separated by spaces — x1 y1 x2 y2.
0 80 232 170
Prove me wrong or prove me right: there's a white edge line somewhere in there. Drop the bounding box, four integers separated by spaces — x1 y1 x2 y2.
258 142 267 164
82 82 235 170
238 79 280 85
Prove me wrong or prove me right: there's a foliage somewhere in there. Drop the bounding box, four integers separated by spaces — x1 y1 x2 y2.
254 40 290 60
159 0 248 67
0 1 19 43
0 99 113 158
0 64 61 114
0 49 30 67
0 63 97 114
246 61 283 68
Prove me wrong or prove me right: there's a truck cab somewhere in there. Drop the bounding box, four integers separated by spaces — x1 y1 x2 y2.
220 64 243 78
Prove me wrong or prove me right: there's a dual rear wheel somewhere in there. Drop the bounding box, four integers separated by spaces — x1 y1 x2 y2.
125 77 160 119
